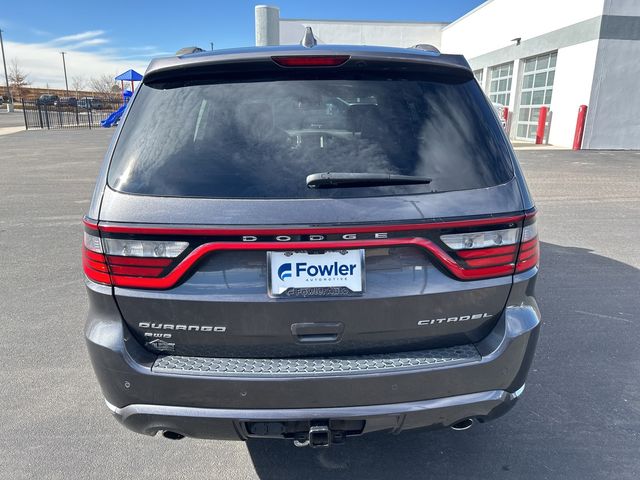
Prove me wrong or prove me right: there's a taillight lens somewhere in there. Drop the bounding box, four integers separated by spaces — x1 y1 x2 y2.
82 218 190 287
82 212 538 289
516 216 539 273
82 229 111 285
103 239 188 283
439 213 539 279
102 238 188 258
441 227 520 250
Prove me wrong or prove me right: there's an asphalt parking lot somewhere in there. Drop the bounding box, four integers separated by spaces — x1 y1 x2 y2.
0 111 25 135
1 127 638 479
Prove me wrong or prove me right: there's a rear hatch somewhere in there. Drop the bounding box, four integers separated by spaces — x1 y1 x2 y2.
88 51 527 357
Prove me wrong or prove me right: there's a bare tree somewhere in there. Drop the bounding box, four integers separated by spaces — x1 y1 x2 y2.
71 75 85 97
88 74 118 97
8 58 30 101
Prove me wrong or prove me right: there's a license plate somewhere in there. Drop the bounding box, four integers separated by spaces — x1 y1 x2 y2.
268 250 365 297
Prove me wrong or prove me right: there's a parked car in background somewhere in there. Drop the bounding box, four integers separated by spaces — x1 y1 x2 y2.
36 94 59 106
91 98 104 109
54 97 77 107
78 97 103 109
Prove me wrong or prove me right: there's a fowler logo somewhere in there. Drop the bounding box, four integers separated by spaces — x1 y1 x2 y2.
278 261 357 281
278 263 292 281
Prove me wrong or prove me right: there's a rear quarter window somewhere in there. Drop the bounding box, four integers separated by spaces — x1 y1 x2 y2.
108 73 513 198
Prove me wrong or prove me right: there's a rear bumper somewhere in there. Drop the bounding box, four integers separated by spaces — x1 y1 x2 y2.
85 270 540 440
106 386 524 440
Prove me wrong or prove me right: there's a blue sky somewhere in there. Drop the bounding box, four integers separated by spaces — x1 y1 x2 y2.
1 0 485 87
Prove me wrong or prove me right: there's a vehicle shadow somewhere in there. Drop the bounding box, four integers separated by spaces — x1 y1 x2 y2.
246 242 640 479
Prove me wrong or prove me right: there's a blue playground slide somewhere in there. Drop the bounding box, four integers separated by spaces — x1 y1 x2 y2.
101 90 132 128
100 104 127 128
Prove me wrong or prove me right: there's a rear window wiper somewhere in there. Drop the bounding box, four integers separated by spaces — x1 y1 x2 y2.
306 172 432 189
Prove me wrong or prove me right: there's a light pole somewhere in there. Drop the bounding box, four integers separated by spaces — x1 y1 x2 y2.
0 28 14 112
60 51 69 94
210 42 214 51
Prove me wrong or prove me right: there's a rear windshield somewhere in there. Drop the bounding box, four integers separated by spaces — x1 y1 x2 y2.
108 74 513 198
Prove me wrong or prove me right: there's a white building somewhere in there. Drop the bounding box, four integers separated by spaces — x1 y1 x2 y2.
255 1 640 149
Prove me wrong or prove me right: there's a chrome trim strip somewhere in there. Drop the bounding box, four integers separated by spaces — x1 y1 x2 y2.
104 399 120 414
511 383 526 399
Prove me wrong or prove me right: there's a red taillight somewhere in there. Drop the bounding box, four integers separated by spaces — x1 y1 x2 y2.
109 265 166 277
82 217 189 287
515 214 539 273
82 219 111 285
82 248 112 284
440 211 539 279
271 55 349 67
106 256 172 267
106 255 173 279
82 212 538 289
441 227 518 279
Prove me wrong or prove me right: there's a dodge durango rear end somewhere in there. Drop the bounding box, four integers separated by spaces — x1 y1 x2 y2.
84 39 540 447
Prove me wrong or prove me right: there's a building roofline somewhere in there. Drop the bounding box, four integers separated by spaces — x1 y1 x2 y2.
443 0 496 30
281 17 449 26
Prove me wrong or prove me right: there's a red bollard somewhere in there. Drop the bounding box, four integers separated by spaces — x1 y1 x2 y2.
535 106 548 145
572 105 588 150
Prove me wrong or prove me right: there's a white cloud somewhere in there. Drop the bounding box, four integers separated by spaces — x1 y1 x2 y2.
29 28 51 37
4 39 150 88
50 30 105 44
45 30 111 51
67 38 110 48
116 52 173 60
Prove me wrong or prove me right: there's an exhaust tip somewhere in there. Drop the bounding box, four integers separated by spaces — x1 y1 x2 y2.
162 430 185 440
451 418 474 431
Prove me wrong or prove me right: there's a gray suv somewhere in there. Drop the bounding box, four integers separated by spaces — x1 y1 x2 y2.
84 39 540 447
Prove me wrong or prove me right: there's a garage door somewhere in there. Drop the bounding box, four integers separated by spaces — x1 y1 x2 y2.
488 62 513 107
516 52 557 141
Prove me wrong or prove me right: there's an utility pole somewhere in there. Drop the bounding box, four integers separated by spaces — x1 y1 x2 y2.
60 51 69 94
210 42 214 51
0 28 14 112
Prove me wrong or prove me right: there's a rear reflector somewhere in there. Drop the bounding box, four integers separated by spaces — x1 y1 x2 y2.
271 55 349 67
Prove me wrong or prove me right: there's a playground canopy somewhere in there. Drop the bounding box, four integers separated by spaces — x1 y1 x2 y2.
115 69 143 91
115 69 143 82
